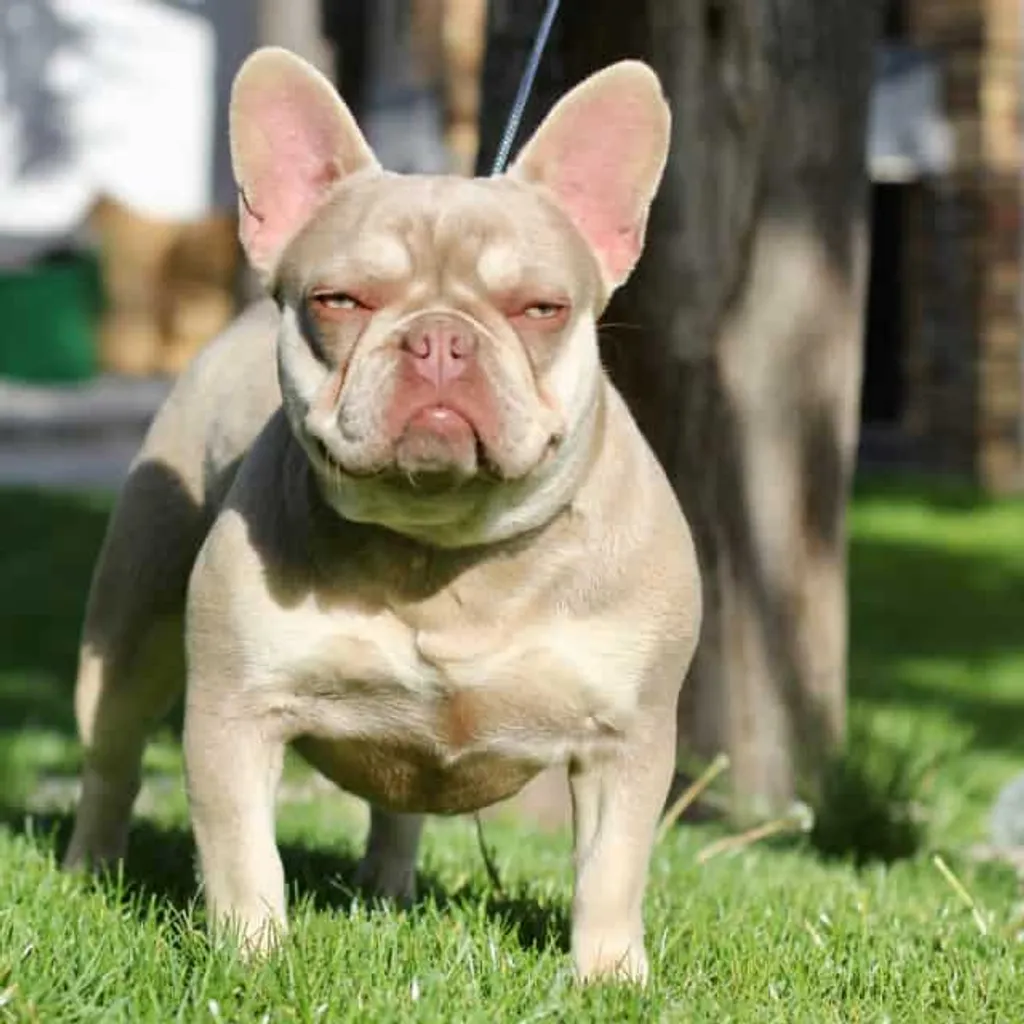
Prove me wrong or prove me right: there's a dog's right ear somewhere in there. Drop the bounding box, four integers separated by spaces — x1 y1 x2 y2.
230 47 380 278
508 61 670 296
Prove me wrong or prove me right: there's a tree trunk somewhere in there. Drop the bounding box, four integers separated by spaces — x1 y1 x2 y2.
478 0 881 816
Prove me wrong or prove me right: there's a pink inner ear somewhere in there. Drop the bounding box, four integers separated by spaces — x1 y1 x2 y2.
529 94 656 285
238 90 346 270
553 175 643 286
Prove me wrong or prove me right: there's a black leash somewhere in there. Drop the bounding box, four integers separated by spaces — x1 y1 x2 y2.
489 0 562 175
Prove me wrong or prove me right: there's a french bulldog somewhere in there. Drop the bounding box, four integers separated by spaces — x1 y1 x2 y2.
63 47 701 983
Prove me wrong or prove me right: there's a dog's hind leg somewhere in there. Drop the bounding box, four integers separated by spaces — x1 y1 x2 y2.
64 619 184 868
355 807 424 904
64 459 206 869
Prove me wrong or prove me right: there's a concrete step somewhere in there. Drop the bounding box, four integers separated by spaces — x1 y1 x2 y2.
0 374 171 489
0 375 171 442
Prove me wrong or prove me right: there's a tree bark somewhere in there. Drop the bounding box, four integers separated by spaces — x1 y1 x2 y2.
478 0 881 816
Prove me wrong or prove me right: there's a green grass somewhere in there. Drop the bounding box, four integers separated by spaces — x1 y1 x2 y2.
847 476 1024 842
1 478 1023 1021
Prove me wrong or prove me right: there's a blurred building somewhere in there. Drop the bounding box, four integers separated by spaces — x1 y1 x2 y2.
864 0 1023 493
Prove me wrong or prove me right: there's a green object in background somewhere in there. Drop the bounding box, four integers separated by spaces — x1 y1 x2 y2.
0 250 101 383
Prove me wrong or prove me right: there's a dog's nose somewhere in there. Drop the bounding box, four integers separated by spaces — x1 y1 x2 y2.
401 315 478 387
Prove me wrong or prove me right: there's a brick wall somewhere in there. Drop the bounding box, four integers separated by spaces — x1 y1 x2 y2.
978 0 1022 490
903 0 1023 491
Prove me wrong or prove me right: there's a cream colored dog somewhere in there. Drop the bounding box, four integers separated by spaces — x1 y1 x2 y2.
63 48 701 983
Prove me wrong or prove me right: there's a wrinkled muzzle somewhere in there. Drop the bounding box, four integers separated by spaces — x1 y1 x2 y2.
301 311 562 490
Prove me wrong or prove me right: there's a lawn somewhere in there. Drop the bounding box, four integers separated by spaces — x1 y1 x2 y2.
0 477 1022 1021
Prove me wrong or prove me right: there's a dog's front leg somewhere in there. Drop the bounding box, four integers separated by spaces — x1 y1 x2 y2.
568 712 676 984
184 694 287 951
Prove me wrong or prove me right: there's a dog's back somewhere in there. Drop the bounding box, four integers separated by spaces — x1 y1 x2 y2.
137 299 283 515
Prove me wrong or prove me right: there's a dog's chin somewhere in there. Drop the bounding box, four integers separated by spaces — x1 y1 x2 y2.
391 406 481 488
307 427 500 498
314 404 557 491
304 419 568 546
307 419 554 501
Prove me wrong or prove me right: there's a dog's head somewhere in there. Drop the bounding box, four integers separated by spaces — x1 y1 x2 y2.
230 48 669 546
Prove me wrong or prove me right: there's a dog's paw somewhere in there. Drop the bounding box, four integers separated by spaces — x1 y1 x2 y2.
209 910 286 959
62 821 129 873
61 767 139 872
353 854 418 906
573 930 649 985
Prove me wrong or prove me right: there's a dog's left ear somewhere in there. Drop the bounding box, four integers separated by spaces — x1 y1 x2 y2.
509 61 670 293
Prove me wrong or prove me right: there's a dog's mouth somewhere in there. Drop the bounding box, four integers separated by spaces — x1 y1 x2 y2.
308 424 507 493
306 387 567 496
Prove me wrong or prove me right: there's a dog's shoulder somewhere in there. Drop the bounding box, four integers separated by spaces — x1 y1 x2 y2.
191 407 312 591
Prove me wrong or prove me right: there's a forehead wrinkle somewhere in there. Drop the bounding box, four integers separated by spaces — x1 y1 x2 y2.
433 196 491 256
310 237 414 288
296 175 579 302
359 183 442 291
431 190 526 295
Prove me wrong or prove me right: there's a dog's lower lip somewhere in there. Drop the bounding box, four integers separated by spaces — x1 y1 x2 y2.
408 404 475 434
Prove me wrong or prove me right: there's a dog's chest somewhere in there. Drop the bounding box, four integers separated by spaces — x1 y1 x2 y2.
261 590 638 814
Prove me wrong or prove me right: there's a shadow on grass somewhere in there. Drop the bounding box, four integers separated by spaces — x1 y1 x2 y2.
0 803 569 956
848 532 1024 757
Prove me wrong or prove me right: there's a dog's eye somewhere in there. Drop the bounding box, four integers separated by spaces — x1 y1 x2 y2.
312 292 364 311
522 302 565 320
